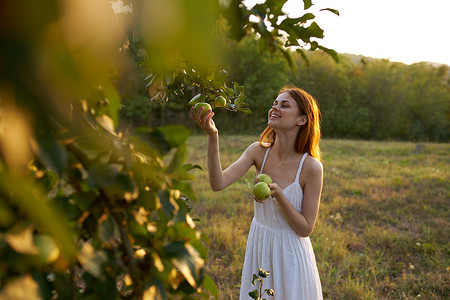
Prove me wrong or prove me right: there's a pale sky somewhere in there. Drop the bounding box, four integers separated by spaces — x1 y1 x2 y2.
250 0 450 65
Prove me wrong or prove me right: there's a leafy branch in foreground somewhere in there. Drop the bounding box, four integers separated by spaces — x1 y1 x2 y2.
0 0 337 298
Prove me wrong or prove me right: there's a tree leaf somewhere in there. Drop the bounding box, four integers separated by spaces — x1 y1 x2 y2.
251 4 267 19
320 8 340 16
303 0 313 10
296 48 310 65
97 214 116 244
0 172 75 256
238 107 252 114
172 179 197 202
251 274 258 285
249 289 259 299
306 22 324 39
285 36 300 47
77 242 108 279
201 274 218 298
144 279 167 300
133 127 170 155
95 114 116 136
279 47 295 72
156 125 191 149
318 45 340 63
258 268 270 278
165 242 204 288
278 13 315 28
183 163 203 172
102 79 121 126
265 288 275 296
159 190 178 217
5 223 40 255
234 94 247 107
265 0 288 13
310 41 319 51
36 133 68 177
0 275 42 300
190 239 208 260
87 163 121 189
167 142 187 173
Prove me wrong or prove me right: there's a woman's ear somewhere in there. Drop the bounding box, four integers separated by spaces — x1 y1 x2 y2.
297 115 307 126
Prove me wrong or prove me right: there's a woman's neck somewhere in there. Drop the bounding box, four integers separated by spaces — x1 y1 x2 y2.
271 129 299 163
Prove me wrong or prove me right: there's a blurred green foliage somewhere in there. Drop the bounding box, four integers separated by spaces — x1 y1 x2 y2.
0 0 337 299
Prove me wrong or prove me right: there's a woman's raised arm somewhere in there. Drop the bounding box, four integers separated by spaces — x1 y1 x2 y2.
190 106 256 191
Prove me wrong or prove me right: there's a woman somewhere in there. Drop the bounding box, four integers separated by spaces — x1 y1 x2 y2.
189 85 323 299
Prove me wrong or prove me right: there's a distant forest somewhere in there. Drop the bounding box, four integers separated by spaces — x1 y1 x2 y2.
119 37 450 142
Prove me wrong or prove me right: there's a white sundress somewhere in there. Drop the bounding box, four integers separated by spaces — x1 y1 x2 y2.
239 148 323 300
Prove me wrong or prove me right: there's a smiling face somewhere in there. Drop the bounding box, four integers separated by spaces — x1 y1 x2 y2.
268 92 307 130
260 86 322 160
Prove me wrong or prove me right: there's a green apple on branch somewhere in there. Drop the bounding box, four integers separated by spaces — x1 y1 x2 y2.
214 96 227 108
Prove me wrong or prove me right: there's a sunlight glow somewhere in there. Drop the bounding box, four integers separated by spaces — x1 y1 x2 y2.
248 0 450 65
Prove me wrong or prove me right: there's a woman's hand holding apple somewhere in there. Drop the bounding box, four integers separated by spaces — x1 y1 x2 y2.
189 105 218 136
268 183 283 199
253 174 284 202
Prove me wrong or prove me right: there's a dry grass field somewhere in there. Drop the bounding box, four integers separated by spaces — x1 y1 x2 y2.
185 135 449 299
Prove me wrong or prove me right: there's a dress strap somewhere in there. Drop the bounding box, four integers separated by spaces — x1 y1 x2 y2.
295 153 308 182
259 147 271 174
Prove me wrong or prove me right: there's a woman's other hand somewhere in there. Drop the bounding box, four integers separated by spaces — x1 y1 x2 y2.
189 106 218 136
252 178 283 203
268 183 283 199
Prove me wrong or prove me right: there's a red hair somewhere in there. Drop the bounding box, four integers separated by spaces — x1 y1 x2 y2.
259 85 322 161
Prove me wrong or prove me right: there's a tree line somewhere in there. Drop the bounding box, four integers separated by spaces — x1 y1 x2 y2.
122 37 450 142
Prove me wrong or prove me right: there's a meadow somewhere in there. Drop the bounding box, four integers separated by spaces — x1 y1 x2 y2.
186 135 449 299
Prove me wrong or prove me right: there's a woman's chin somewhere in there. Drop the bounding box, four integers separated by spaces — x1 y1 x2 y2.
267 120 277 128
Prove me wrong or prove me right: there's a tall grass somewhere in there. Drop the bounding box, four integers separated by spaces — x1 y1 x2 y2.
186 135 449 299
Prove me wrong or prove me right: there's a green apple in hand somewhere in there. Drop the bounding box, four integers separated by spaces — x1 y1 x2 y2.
253 182 271 201
194 103 212 118
257 173 272 184
253 174 272 200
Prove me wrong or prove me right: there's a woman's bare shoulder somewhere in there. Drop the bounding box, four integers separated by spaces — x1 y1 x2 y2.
304 155 323 175
243 142 267 161
245 141 266 153
300 155 323 190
